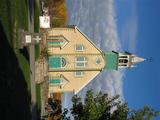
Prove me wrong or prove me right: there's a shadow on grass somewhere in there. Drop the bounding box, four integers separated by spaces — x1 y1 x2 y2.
19 47 30 62
0 22 31 120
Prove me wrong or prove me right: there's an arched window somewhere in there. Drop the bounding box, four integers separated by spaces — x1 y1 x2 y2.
47 35 69 48
119 59 128 63
61 57 67 67
49 75 69 88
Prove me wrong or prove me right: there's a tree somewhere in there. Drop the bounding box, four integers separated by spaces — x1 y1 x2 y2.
62 90 160 120
128 106 160 120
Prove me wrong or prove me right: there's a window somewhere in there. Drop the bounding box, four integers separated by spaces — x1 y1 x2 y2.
119 59 128 63
49 77 60 86
47 35 69 48
75 44 85 51
48 40 65 47
75 71 84 77
76 56 87 67
49 75 69 87
96 58 101 64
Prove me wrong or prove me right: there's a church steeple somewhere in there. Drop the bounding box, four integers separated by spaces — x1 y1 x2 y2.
104 51 145 70
118 52 146 69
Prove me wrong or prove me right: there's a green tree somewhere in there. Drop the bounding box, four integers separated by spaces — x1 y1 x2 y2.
128 106 160 120
63 90 159 120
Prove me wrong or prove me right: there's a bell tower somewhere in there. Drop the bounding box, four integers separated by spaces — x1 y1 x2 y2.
104 51 145 70
118 52 146 69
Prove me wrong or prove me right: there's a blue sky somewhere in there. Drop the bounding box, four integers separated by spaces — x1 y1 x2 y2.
115 0 160 117
65 0 160 118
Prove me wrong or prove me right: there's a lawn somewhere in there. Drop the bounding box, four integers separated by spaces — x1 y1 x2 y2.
0 0 41 118
0 0 31 119
0 0 30 88
0 0 67 119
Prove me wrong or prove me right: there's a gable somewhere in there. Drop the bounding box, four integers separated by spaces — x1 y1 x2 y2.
48 71 101 94
47 26 103 55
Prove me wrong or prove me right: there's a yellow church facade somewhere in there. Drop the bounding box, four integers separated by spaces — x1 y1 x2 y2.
40 26 145 95
45 26 105 94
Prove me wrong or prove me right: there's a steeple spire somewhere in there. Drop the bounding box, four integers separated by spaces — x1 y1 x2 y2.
131 55 145 64
103 51 145 70
117 52 145 69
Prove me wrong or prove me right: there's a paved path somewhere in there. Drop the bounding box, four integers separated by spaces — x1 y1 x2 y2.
28 0 37 119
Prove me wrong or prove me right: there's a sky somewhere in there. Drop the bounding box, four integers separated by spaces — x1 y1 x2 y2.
65 0 160 119
115 0 160 115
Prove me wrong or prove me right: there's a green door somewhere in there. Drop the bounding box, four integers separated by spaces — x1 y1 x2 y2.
49 56 61 69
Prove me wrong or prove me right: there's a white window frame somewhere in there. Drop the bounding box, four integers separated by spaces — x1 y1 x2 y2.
75 56 87 67
75 71 85 77
75 44 85 51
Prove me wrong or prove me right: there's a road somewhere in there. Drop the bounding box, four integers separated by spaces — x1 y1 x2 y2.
28 0 37 119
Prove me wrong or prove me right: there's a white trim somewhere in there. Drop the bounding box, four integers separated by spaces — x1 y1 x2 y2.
74 71 100 94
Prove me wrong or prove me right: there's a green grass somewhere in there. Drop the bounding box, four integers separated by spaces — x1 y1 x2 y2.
0 0 42 118
0 0 28 46
0 0 30 88
35 44 40 60
16 51 31 91
34 0 41 60
34 0 40 33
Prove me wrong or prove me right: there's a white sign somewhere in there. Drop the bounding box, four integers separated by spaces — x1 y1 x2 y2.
25 35 31 43
39 16 50 28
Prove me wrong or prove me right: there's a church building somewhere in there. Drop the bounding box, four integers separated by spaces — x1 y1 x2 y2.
40 26 145 95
